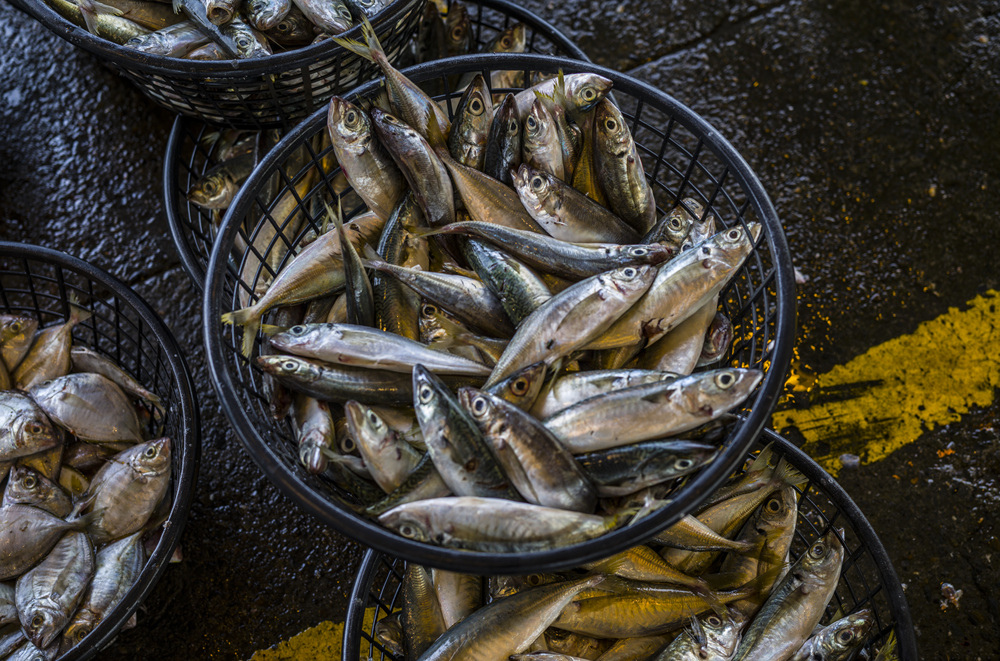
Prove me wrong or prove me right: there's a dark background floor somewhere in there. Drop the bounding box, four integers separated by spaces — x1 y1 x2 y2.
1 0 999 658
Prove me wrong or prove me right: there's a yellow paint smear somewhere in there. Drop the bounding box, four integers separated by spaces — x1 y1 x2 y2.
250 607 378 661
775 290 1000 474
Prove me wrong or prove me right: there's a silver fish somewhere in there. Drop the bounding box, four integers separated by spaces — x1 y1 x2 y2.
30 373 143 445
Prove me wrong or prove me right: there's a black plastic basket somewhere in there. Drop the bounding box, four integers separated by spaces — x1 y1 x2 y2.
165 0 593 289
0 243 200 661
203 53 796 574
343 429 918 660
17 0 424 129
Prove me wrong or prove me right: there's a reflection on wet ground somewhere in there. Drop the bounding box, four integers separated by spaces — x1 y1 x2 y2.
1 0 998 657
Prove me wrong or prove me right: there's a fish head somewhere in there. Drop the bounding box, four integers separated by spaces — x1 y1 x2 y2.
697 610 743 656
247 0 284 31
63 609 99 650
802 529 846 581
491 23 526 53
658 441 719 477
605 264 657 298
657 207 696 246
256 355 322 384
456 387 497 426
269 324 325 354
327 98 374 155
570 75 613 115
594 98 630 152
298 434 329 474
489 362 546 408
822 608 875 655
6 466 58 508
0 314 37 350
700 313 733 364
344 401 393 452
128 438 172 477
188 171 239 209
23 604 65 650
370 109 421 152
512 164 551 212
444 2 470 54
623 243 673 266
756 485 799 533
524 99 555 143
459 75 492 121
496 94 521 140
411 365 449 429
11 406 61 456
378 506 433 543
691 368 763 416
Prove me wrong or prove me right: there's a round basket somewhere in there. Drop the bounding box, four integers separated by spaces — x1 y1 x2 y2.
17 0 425 129
342 429 918 660
0 243 200 661
165 0 594 289
203 53 796 574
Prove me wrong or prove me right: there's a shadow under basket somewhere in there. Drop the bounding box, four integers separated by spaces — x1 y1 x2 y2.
343 430 918 661
18 0 425 129
165 0 594 289
204 52 796 575
0 243 200 661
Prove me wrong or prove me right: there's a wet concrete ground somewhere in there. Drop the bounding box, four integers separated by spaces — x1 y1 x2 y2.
1 0 999 658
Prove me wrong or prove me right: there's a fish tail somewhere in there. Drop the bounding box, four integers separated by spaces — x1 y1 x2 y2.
360 243 390 269
67 296 93 328
690 577 726 615
773 457 807 488
332 17 383 66
221 306 263 357
748 443 774 473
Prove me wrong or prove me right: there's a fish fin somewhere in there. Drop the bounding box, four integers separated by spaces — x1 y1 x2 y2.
220 307 262 357
748 443 774 472
172 0 182 13
773 457 808 488
426 111 448 150
332 17 384 66
689 578 726 615
86 0 124 15
66 294 93 328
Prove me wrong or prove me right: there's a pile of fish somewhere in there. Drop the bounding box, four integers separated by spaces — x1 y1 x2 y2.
42 0 394 58
219 20 767 551
182 0 537 222
0 308 173 660
366 448 897 661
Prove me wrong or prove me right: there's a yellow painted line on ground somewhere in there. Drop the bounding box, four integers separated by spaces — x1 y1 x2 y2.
251 291 1000 659
250 607 377 661
774 289 1000 475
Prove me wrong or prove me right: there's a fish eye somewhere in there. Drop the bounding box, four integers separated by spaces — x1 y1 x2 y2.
527 574 541 586
451 26 464 40
277 21 289 31
511 378 528 395
399 525 416 538
668 216 681 228
290 325 305 335
809 541 826 558
10 321 20 332
27 423 43 435
367 411 379 425
421 304 438 317
418 385 434 403
526 116 537 130
144 446 158 459
714 372 735 389
530 175 544 190
345 109 358 125
622 267 636 278
341 436 356 453
582 87 596 101
604 118 617 131
472 396 488 415
469 98 484 115
507 119 518 133
727 228 742 240
283 360 297 370
675 458 693 470
632 248 648 256
31 614 44 628
237 35 251 47
705 614 722 626
766 497 781 512
338 7 352 18
22 474 37 489
203 181 217 194
501 36 511 48
836 630 855 644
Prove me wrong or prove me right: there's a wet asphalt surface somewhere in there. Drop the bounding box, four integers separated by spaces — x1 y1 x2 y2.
1 0 999 658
